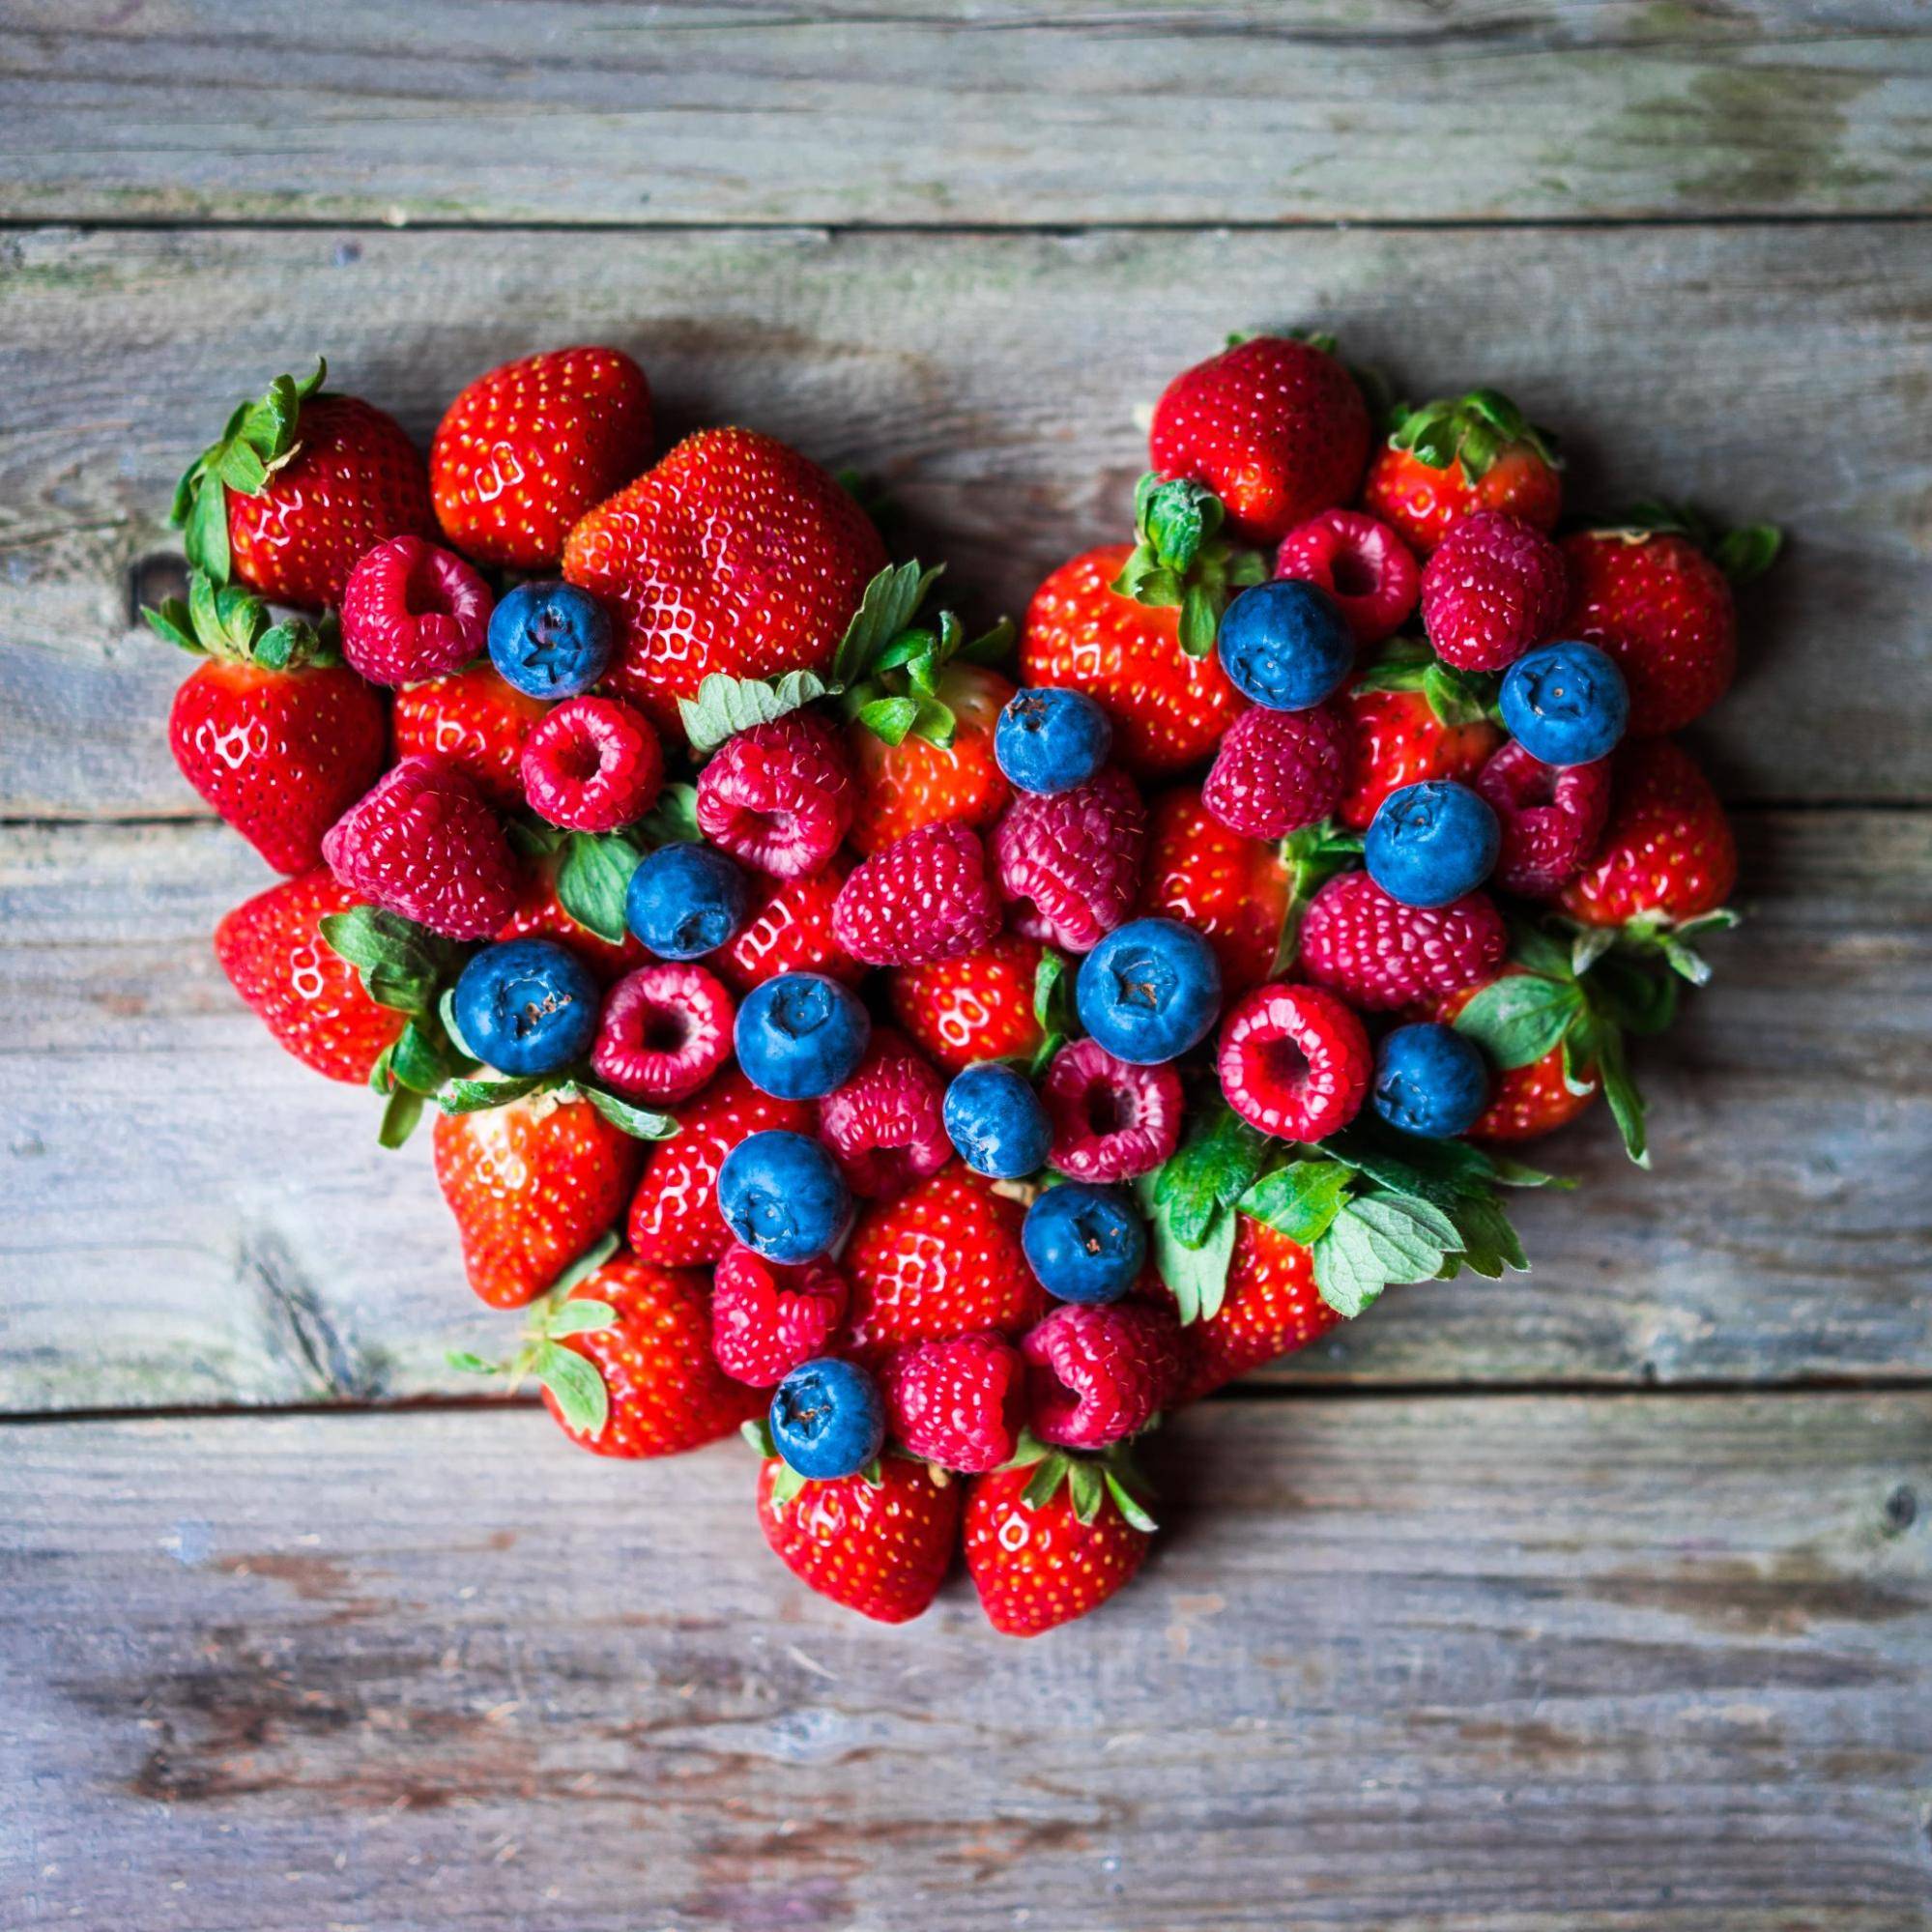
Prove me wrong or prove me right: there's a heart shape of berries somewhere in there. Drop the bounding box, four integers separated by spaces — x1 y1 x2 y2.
162 336 1776 1635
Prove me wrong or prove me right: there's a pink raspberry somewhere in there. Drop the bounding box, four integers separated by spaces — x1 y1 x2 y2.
990 764 1145 953
818 1027 951 1197
521 695 664 832
1023 1302 1184 1451
1298 870 1506 1012
1202 701 1350 841
1217 981 1371 1141
1039 1037 1183 1182
340 534 493 688
590 962 735 1105
696 712 854 879
710 1243 849 1387
1420 510 1568 673
831 820 1002 966
322 755 519 939
1275 508 1420 646
880 1330 1026 1472
1475 739 1612 899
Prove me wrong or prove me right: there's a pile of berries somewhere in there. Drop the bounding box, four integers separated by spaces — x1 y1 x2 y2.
156 333 1775 1635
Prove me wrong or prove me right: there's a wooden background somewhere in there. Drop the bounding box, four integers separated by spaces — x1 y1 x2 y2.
2 4 1930 1925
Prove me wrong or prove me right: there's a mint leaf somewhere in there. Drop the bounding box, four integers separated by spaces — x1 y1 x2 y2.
678 668 836 756
556 831 642 945
1239 1159 1353 1248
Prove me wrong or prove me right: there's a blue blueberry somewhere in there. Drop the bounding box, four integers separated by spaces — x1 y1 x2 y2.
768 1357 885 1481
1075 918 1222 1066
942 1062 1052 1179
1498 640 1629 767
486 580 613 699
1372 1024 1490 1139
994 686 1113 794
717 1129 851 1264
1022 1182 1146 1306
1365 780 1500 908
624 842 748 960
1216 577 1354 712
735 972 872 1101
449 937 598 1076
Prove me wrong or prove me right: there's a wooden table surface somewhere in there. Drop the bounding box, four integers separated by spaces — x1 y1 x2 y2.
3 6 1931 1926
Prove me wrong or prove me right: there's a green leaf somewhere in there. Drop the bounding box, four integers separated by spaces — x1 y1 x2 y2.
1310 1191 1460 1317
547 1228 620 1300
1447 1192 1528 1279
741 1417 778 1459
184 476 231 583
533 1340 609 1438
215 438 269 496
1486 1151 1573 1190
141 598 200 654
1102 1468 1159 1534
768 1462 807 1508
958 616 1016 666
1067 1459 1105 1525
634 782 701 848
438 1074 554 1114
1595 1027 1651 1168
546 1298 617 1338
388 1019 453 1094
1507 919 1574 982
1137 1170 1238 1325
1178 583 1219 657
855 694 921 746
1239 1159 1354 1248
1589 954 1680 1037
377 1086 424 1150
1152 1105 1272 1249
831 561 944 687
677 668 836 756
1451 973 1583 1070
1022 1450 1072 1513
1032 948 1075 1037
1421 660 1493 729
1713 522 1782 584
1141 476 1215 575
318 906 443 983
556 831 643 946
908 695 958 748
575 1082 679 1141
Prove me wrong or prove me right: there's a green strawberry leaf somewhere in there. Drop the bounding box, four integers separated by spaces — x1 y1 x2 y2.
387 1018 455 1094
1485 1151 1574 1190
1178 583 1219 657
767 1462 808 1508
141 598 200 654
556 831 643 945
1592 1024 1650 1169
532 1339 609 1438
908 695 959 749
547 1228 620 1300
678 668 837 756
377 1086 424 1150
1506 917 1575 982
1102 1467 1159 1535
1238 1158 1355 1248
1451 972 1584 1070
1310 1189 1461 1317
1421 660 1495 729
957 616 1017 667
545 1297 617 1338
634 782 702 849
1714 522 1783 584
831 561 944 687
439 1073 556 1114
1067 1458 1106 1526
1274 819 1366 973
184 475 231 584
1136 1168 1238 1326
854 694 921 746
1150 1104 1272 1249
740 1417 778 1459
572 1081 679 1141
1032 948 1075 1036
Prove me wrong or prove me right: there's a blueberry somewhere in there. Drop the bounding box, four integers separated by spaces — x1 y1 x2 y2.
717 1129 851 1263
1076 918 1222 1066
942 1062 1052 1179
1022 1182 1146 1305
734 972 871 1101
450 937 598 1076
1365 780 1500 908
1372 1023 1490 1139
994 686 1113 794
1498 640 1629 767
768 1356 885 1481
624 843 748 960
1216 578 1354 711
487 580 613 700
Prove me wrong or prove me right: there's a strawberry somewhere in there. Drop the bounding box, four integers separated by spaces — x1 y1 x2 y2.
1335 656 1504 834
169 361 435 607
716 857 861 994
1167 1212 1340 1403
1361 388 1562 557
433 1093 644 1310
1138 786 1290 1001
150 577 387 876
432 345 653 569
1021 545 1244 776
888 932 1049 1076
753 1447 960 1625
1434 968 1599 1144
213 869 405 1083
392 662 548 811
562 426 885 733
963 1441 1156 1637
843 1164 1049 1363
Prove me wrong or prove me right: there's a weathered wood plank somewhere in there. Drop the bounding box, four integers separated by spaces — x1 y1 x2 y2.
2 0 1927 225
2 809 1926 1412
3 1397 1927 1929
2 223 1926 817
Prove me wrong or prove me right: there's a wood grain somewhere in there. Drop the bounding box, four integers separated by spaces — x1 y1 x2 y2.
3 808 1926 1412
3 1396 1926 1930
3 0 1927 226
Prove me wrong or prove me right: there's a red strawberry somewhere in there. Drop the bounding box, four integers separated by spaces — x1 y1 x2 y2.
1335 678 1503 834
1434 968 1600 1143
1021 546 1244 777
1022 1302 1184 1450
625 1065 814 1266
432 345 653 569
991 764 1147 953
393 663 548 812
716 858 861 994
880 1331 1027 1473
831 820 1002 967
1298 870 1506 1012
711 1245 850 1387
1168 1214 1339 1402
963 1444 1155 1637
433 1095 643 1310
1149 334 1371 543
844 1164 1048 1362
755 1450 960 1625
849 661 1015 855
213 869 405 1083
888 933 1049 1076
562 426 885 732
499 855 650 984
170 362 435 608
1361 389 1562 558
1138 786 1290 1000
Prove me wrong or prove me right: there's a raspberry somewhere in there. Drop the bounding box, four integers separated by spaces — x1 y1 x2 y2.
880 1331 1027 1473
1216 982 1372 1141
709 1243 849 1387
696 712 854 879
1274 508 1420 646
1420 510 1568 673
339 534 493 688
990 764 1146 953
1298 870 1507 1012
716 859 861 994
520 695 664 833
818 1028 951 1197
591 962 735 1105
1022 1302 1184 1451
321 755 520 939
1201 701 1349 840
831 820 1002 966
1474 739 1611 899
1039 1038 1183 1182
